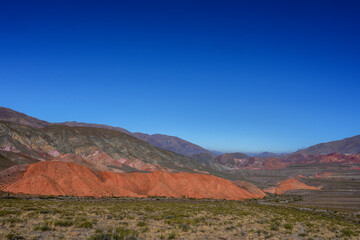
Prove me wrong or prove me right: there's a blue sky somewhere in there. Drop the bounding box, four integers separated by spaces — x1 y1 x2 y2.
1 0 360 153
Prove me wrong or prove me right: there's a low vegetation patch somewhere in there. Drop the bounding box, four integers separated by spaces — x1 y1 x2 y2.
0 197 359 239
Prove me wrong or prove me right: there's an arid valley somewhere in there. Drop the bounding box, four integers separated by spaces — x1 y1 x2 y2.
0 107 359 239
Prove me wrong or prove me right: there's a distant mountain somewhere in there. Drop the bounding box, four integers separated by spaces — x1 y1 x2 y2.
0 107 213 157
192 152 289 170
131 132 215 157
282 152 360 165
58 122 214 157
245 152 276 157
255 152 279 157
215 152 252 169
0 107 50 128
297 135 360 155
210 150 224 156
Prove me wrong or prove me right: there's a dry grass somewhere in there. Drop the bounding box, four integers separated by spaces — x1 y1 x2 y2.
0 196 359 239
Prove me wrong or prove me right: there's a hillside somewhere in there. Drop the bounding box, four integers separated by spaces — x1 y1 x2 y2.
58 122 214 156
0 107 213 157
264 177 322 195
2 161 263 200
297 135 360 155
0 121 212 173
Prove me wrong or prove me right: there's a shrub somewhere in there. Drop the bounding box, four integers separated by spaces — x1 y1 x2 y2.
168 231 177 239
34 223 52 231
115 226 139 239
341 228 356 237
284 223 293 230
270 224 279 231
76 219 93 228
178 224 190 232
6 232 25 240
54 219 74 227
136 221 147 227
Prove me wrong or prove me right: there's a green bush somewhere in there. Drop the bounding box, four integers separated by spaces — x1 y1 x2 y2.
6 232 25 240
76 219 93 228
136 221 147 227
168 231 177 239
115 226 139 239
34 223 52 231
284 223 293 230
54 219 74 227
341 228 356 237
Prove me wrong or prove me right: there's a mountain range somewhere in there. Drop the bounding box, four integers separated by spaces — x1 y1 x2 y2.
296 135 360 155
1 106 360 173
0 106 359 199
0 107 214 157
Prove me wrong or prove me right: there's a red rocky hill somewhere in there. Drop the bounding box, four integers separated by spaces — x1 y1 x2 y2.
2 161 264 200
264 178 322 195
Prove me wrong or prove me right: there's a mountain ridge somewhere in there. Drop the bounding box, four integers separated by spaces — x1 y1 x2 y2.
297 135 360 155
0 107 213 157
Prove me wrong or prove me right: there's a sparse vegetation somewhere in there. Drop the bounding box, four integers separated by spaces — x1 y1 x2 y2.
0 196 359 239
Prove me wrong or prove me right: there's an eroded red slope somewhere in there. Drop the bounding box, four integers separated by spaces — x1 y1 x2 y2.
264 178 321 195
2 161 263 200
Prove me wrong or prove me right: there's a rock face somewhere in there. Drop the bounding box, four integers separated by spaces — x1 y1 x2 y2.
2 161 264 200
264 178 322 195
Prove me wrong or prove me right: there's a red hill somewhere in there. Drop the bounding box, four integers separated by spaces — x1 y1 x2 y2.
264 178 322 195
2 161 264 200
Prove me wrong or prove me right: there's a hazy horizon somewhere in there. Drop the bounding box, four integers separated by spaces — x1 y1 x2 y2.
1 1 360 153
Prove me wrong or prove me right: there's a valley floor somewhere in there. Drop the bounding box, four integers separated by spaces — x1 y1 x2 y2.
0 194 359 240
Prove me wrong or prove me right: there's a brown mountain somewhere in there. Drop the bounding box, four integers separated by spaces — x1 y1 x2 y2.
296 135 360 155
0 120 214 173
282 152 360 165
0 107 50 128
215 153 252 168
131 132 214 156
58 122 214 157
0 107 212 157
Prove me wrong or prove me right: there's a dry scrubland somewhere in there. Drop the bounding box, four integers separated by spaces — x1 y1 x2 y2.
0 196 359 240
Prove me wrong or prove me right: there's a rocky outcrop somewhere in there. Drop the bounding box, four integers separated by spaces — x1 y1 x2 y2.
264 178 322 195
2 161 264 200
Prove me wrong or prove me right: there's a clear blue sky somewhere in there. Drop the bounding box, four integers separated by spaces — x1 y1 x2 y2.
1 0 360 153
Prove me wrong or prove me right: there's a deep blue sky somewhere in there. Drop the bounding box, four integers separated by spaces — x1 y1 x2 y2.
1 0 360 153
